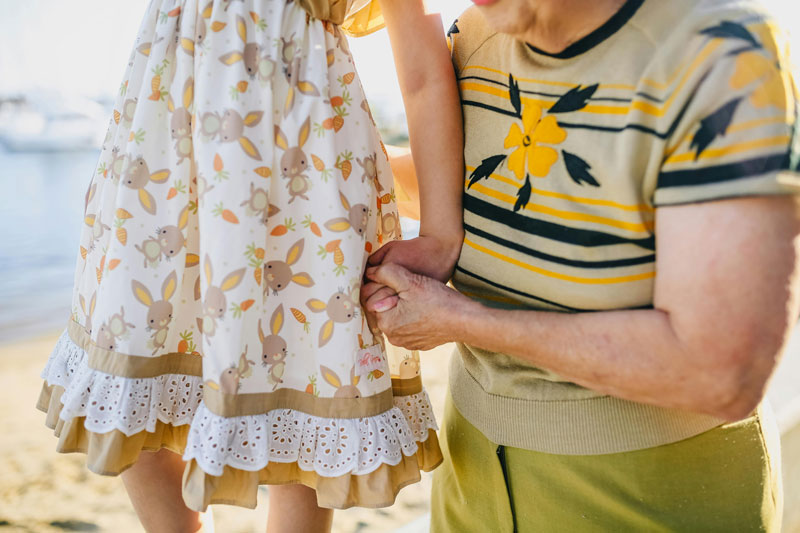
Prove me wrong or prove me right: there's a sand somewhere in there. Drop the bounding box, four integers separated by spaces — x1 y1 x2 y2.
6 329 800 532
0 332 452 533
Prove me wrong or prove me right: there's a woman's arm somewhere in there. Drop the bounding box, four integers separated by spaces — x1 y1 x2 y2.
373 0 465 281
364 195 800 421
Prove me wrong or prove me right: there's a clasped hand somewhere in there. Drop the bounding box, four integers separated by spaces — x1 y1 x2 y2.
360 236 467 351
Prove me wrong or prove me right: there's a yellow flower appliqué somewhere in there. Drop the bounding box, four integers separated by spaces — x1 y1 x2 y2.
729 23 792 111
503 104 567 180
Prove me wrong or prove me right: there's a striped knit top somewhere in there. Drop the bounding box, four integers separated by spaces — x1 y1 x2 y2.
447 0 800 454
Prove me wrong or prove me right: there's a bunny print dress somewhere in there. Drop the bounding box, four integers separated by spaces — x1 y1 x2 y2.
37 0 441 511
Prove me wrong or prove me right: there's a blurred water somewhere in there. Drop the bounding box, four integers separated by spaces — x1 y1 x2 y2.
0 146 420 344
0 148 97 342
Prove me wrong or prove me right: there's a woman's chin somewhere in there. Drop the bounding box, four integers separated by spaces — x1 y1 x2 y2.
472 0 535 37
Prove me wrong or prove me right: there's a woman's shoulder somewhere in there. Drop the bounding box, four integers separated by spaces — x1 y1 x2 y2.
448 7 499 75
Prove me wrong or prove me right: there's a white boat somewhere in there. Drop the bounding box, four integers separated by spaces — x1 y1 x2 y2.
0 91 107 152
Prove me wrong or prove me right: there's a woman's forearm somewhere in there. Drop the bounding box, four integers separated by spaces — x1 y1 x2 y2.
367 194 800 420
451 300 777 421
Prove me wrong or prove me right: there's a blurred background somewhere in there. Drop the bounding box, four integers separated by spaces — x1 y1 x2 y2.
1 1 800 532
0 0 468 342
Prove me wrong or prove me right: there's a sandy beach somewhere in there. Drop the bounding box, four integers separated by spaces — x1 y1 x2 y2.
0 332 451 533
5 328 800 533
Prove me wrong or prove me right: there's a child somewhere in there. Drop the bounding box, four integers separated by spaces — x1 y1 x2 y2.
36 0 464 531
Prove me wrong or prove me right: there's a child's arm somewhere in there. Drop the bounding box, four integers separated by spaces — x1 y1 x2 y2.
385 145 421 221
370 0 464 283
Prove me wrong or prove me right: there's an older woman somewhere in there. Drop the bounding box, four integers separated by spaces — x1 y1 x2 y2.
366 0 800 530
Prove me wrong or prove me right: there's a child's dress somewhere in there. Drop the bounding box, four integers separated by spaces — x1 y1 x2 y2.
37 0 441 510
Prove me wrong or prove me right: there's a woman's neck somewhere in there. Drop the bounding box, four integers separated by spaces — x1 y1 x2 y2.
518 0 629 54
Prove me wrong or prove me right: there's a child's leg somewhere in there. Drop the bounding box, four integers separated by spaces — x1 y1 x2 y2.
121 449 202 533
266 484 333 533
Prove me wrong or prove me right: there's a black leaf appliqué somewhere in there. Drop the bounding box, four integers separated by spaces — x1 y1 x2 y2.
562 151 600 187
690 97 743 159
548 84 599 114
509 74 522 118
700 21 761 48
514 175 532 212
468 155 507 188
447 19 459 37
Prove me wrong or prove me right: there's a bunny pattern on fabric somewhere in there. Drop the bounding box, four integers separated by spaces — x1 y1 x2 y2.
39 0 441 513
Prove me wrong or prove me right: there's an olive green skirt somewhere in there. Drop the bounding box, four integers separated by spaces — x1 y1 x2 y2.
431 393 782 532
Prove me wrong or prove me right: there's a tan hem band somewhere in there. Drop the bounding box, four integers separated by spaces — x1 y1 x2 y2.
391 375 423 396
65 321 425 419
203 386 395 419
69 321 203 378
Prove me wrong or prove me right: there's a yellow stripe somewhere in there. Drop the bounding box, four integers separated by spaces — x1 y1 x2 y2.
461 41 722 118
466 166 654 213
461 81 552 109
640 23 764 90
638 39 718 91
462 65 621 89
664 116 790 157
664 135 791 165
458 289 523 306
640 52 697 90
461 82 630 115
464 238 656 285
640 40 724 116
470 183 653 233
727 116 790 134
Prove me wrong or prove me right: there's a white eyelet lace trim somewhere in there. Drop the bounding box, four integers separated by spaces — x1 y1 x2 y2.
394 389 437 443
183 391 438 477
42 330 439 477
41 330 203 436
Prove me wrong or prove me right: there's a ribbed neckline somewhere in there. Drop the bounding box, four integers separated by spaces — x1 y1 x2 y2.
526 0 645 60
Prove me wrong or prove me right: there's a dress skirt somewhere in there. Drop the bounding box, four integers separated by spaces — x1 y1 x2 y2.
37 0 441 511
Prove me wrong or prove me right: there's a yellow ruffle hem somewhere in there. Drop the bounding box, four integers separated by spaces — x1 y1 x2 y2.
38 341 442 510
37 383 189 475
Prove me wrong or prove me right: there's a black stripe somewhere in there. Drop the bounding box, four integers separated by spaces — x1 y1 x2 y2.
465 223 655 269
658 153 790 188
457 266 656 312
461 68 710 140
455 266 583 311
558 75 704 138
462 99 519 118
556 120 667 138
635 91 664 103
526 0 645 59
464 194 656 250
459 75 642 103
462 102 672 138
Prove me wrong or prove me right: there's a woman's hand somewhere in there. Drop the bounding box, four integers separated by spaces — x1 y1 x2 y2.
360 263 473 351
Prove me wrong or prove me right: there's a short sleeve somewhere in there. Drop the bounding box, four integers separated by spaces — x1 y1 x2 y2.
653 19 800 207
341 0 384 37
448 7 495 77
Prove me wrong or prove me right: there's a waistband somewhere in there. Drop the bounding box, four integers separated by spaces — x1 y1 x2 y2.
296 0 348 25
449 347 727 455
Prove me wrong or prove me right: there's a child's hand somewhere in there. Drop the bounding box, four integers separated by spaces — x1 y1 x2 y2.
367 235 462 283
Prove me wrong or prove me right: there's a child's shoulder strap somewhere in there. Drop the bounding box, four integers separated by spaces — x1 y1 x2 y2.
341 0 384 37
